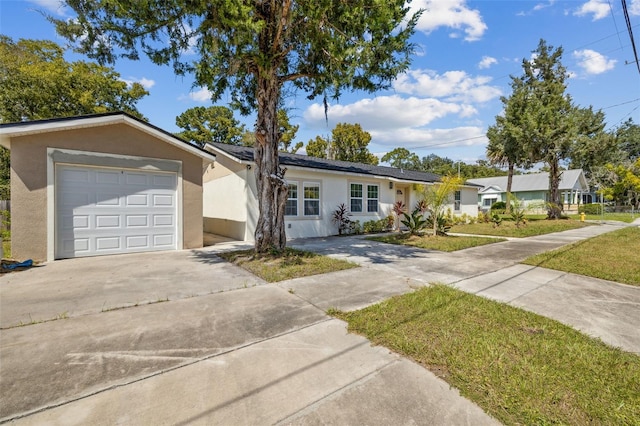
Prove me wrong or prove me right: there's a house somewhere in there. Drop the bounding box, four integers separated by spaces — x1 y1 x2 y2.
202 142 480 241
467 169 589 211
0 112 216 262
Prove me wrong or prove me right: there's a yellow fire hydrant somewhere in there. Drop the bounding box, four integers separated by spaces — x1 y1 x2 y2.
580 212 586 222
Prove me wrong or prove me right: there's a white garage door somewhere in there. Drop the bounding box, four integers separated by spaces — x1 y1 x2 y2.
56 164 178 258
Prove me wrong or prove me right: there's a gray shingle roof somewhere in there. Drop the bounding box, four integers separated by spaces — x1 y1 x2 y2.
209 142 443 184
467 169 588 193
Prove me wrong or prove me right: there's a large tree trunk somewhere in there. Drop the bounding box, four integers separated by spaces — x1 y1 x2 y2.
505 162 514 214
254 74 288 253
547 159 562 219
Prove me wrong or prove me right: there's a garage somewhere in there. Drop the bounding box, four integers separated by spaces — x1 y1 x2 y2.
0 112 216 262
56 164 178 258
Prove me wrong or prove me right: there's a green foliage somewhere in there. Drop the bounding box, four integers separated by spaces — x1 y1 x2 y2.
175 106 245 147
416 176 464 237
490 201 507 212
616 118 640 162
578 204 603 215
491 213 503 227
0 36 148 122
349 220 362 235
425 213 452 236
363 219 389 234
0 210 9 241
600 159 640 209
401 209 428 235
306 135 330 159
332 203 352 236
381 147 420 170
277 110 302 153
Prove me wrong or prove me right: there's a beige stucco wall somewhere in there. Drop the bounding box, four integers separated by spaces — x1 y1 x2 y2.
10 123 204 262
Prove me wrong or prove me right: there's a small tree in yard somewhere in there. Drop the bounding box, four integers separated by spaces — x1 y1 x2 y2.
52 1 420 254
332 204 351 236
416 176 464 237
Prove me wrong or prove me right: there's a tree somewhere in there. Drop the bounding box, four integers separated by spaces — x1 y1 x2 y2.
306 136 330 159
486 75 531 213
53 1 419 252
175 106 245 147
418 154 456 176
0 36 148 122
567 107 620 179
416 176 463 237
277 110 302 154
331 123 378 165
600 159 640 210
616 118 640 162
519 39 576 219
381 147 420 170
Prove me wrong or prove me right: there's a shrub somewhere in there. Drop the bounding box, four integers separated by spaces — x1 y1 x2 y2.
491 201 507 214
401 209 428 235
332 203 352 235
426 213 452 236
363 219 387 234
350 220 362 235
478 211 491 223
491 213 503 227
578 204 603 215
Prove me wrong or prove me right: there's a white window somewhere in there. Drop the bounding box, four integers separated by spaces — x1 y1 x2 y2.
349 182 379 213
367 185 379 212
285 183 298 216
483 197 497 207
454 190 461 211
350 183 363 213
303 183 320 216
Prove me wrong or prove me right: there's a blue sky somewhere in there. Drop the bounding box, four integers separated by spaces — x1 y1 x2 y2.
1 0 639 165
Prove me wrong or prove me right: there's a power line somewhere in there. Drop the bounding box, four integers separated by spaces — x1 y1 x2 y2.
621 0 640 75
608 0 625 50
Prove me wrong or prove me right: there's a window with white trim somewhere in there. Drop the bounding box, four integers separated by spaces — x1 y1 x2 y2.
483 197 497 207
349 182 379 213
350 183 363 212
303 182 320 216
454 190 461 211
285 183 298 216
367 185 379 212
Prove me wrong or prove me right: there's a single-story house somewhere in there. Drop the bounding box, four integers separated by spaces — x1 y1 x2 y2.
0 112 216 262
467 169 589 211
202 142 480 241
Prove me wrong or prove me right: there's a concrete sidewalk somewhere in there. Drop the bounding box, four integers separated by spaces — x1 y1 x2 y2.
1 221 638 424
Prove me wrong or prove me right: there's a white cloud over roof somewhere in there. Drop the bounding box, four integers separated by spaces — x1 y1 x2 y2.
409 0 487 41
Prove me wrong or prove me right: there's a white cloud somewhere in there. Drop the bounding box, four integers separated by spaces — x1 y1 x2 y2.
517 0 556 16
574 0 610 20
630 0 640 15
182 87 212 102
573 49 616 74
371 126 487 149
28 0 68 16
121 77 156 90
393 69 502 103
478 56 498 69
409 0 487 41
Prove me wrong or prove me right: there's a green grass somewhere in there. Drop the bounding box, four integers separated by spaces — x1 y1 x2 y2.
219 248 358 282
523 226 640 286
334 285 640 425
451 218 591 238
568 213 638 223
367 233 505 252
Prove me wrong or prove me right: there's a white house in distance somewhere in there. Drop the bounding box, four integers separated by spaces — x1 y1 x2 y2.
467 169 589 212
203 143 480 241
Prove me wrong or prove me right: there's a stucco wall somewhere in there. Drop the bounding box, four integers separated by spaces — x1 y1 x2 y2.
10 123 204 261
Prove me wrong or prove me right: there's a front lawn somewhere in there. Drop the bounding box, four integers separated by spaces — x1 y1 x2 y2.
450 218 590 238
219 248 358 282
367 233 505 252
568 213 638 223
523 226 640 286
333 285 640 425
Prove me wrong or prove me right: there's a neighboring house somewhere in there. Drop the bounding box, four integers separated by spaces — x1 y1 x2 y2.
0 112 216 262
467 169 589 211
202 143 479 241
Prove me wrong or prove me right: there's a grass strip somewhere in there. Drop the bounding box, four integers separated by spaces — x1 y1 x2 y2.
523 226 640 286
334 285 640 425
367 233 505 252
451 218 590 238
219 247 357 282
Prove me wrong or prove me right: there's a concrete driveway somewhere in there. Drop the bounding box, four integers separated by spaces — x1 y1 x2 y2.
1 222 638 424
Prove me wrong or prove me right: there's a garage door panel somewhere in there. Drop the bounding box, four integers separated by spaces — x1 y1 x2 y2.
56 164 178 259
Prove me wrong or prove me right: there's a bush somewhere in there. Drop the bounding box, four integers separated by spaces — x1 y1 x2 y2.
578 204 603 215
491 201 507 213
426 213 452 236
401 209 428 235
332 203 352 235
363 219 388 234
350 220 362 235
